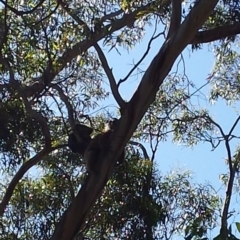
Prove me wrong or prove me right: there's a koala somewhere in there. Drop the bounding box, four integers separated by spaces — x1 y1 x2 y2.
83 119 125 174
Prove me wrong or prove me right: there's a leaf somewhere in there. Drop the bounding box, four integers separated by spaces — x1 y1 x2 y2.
236 222 240 233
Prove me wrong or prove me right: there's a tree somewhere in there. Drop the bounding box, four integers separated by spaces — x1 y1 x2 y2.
1 0 240 239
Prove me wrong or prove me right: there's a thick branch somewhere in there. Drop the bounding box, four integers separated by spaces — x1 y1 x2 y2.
167 0 182 39
191 23 240 44
51 1 218 239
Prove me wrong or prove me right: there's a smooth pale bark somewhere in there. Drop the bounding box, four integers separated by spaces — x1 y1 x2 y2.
51 1 219 239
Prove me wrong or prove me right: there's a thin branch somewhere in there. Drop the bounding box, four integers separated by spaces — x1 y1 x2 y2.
167 0 182 39
206 115 226 139
94 44 125 110
0 145 64 217
118 28 163 86
129 141 149 160
50 84 75 128
149 121 163 162
206 115 240 172
228 116 240 137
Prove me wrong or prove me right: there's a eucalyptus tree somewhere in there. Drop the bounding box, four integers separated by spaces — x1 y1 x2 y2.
0 0 240 239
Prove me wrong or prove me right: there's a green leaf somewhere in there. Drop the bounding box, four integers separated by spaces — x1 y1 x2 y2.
236 222 240 233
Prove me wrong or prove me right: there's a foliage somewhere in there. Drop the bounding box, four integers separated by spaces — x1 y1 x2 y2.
1 0 240 239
